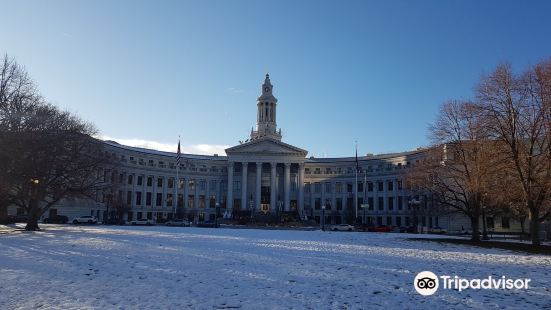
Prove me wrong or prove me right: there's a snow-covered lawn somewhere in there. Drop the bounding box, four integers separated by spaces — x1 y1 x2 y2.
0 225 549 309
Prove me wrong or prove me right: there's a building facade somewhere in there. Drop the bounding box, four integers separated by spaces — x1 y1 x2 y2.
14 75 521 233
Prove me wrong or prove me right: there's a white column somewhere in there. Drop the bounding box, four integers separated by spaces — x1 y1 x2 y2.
298 163 304 218
227 162 234 211
256 162 262 211
284 163 291 211
270 162 277 211
241 162 248 210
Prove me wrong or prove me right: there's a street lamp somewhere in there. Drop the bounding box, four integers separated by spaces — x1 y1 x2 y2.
278 199 283 223
321 204 326 231
105 193 113 225
249 197 254 222
408 198 421 233
361 203 369 226
482 192 489 240
215 202 220 228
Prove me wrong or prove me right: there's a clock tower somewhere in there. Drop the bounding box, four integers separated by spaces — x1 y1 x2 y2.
251 74 282 141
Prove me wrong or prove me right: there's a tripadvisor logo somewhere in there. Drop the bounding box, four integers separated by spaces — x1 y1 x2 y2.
413 271 531 296
414 271 439 296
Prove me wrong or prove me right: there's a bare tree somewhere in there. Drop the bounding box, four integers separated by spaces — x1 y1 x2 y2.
477 61 551 245
408 100 503 241
0 54 108 231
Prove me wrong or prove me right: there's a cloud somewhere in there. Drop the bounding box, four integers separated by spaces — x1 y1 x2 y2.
99 136 230 156
226 87 245 94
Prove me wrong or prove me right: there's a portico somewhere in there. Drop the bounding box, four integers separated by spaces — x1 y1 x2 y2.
225 139 307 216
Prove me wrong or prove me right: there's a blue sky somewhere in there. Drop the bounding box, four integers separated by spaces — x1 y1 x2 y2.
2 0 551 157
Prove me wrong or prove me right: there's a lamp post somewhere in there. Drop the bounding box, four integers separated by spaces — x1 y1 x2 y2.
105 193 113 225
278 199 283 223
215 202 220 228
321 204 326 231
408 198 421 233
482 192 489 240
249 197 254 222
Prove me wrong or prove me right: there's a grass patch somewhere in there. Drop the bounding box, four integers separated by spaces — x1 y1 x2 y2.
409 238 551 255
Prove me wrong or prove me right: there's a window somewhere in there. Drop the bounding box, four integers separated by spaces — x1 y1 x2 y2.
314 183 321 193
127 175 133 185
157 177 163 188
146 192 152 206
126 191 132 205
501 217 510 229
210 180 217 191
188 195 194 208
398 197 403 210
167 194 173 207
189 180 196 191
315 198 321 210
137 176 143 186
325 183 332 193
347 183 353 193
156 193 162 206
388 181 393 191
168 178 174 189
199 195 205 208
336 199 342 210
147 177 153 187
378 197 384 210
386 216 392 225
335 183 342 193
377 182 383 191
199 180 206 191
388 197 394 210
233 180 240 192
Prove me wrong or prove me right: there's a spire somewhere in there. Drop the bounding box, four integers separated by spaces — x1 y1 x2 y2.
252 74 281 141
261 73 273 95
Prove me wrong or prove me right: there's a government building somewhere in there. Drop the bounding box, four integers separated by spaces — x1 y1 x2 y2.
20 75 521 233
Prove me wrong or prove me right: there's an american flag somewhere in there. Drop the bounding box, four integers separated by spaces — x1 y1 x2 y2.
176 140 181 166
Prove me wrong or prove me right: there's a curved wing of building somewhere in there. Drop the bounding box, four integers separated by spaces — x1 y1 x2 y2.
14 75 519 233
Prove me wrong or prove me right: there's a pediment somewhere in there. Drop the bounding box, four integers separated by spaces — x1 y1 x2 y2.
225 137 308 157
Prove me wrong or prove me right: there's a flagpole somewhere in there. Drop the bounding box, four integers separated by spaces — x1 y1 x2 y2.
174 137 180 219
355 141 358 224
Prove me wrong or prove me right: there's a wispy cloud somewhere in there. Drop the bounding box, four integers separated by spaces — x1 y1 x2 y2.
99 136 230 156
226 87 245 94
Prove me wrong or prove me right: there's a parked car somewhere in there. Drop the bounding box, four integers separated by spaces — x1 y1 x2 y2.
368 225 393 232
397 226 416 233
429 226 448 234
73 215 98 224
330 224 354 231
165 219 191 227
8 214 29 223
130 218 155 226
43 215 69 224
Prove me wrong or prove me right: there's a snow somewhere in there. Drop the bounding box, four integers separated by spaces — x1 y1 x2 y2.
0 225 550 309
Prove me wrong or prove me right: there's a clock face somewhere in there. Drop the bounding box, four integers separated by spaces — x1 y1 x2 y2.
265 87 270 92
